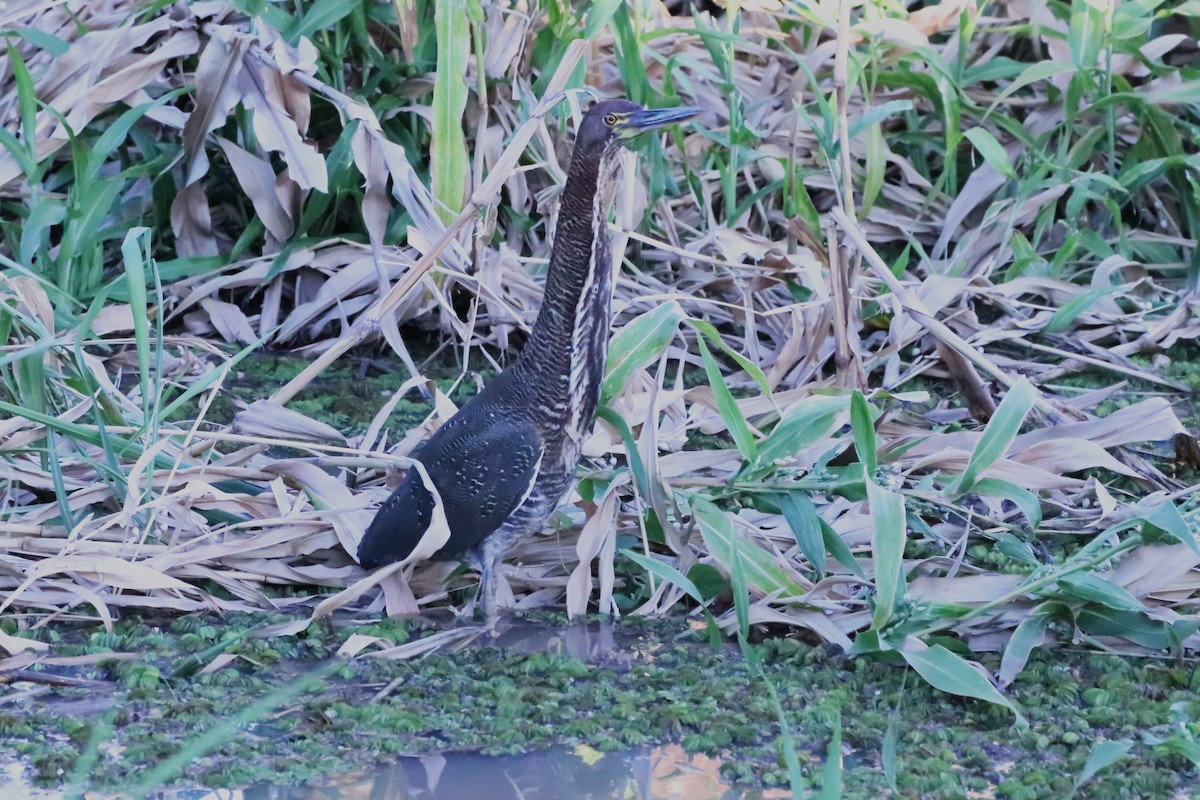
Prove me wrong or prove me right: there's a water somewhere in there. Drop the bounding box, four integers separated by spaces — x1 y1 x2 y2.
242 744 792 800
4 744 791 800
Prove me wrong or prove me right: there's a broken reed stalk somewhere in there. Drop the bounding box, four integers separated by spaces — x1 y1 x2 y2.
270 40 588 407
830 0 866 390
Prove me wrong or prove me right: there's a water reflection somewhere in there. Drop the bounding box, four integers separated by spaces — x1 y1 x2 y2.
242 744 790 800
8 745 789 800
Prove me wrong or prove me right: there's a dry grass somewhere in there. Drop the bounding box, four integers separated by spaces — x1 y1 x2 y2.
1 0 1199 703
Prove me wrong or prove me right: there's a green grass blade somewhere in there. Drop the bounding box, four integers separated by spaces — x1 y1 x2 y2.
292 0 359 41
45 430 75 534
1132 497 1200 557
999 604 1054 688
1072 740 1134 796
85 89 189 184
6 42 38 157
963 127 1016 179
819 710 843 800
622 547 722 644
622 549 704 604
954 378 1036 495
972 477 1042 530
881 673 905 793
1068 0 1107 71
694 497 806 609
121 228 153 425
688 317 772 397
583 0 622 39
867 478 906 628
611 3 650 104
697 334 756 461
601 301 684 402
1043 286 1115 334
755 395 850 468
19 197 65 268
431 0 469 225
898 639 1026 725
849 391 877 476
776 490 826 576
862 122 884 213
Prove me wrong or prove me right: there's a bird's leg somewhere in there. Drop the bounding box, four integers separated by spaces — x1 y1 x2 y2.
479 554 500 634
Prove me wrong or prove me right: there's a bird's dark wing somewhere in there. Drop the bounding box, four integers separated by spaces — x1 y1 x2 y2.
357 414 543 569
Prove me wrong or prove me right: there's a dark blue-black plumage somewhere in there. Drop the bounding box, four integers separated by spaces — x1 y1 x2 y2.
357 99 703 623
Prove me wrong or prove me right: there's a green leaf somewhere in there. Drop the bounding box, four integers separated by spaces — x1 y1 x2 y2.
61 178 124 265
622 549 704 604
846 99 914 141
1056 574 1146 612
867 479 906 628
594 407 652 509
1152 734 1200 767
687 563 730 601
0 124 35 178
1132 497 1200 557
10 27 70 56
86 89 189 184
1043 286 1116 334
688 318 772 397
999 605 1053 688
601 301 684 402
121 228 153 420
7 42 37 152
898 640 1025 724
693 497 807 606
431 0 470 225
984 61 1075 122
19 199 66 267
697 335 756 461
849 391 877 476
954 379 1036 495
1072 740 1133 794
972 477 1042 530
610 3 649 104
583 0 623 38
1077 608 1168 650
820 711 843 800
292 0 360 41
776 491 825 575
861 122 885 213
821 516 866 579
1069 0 1108 71
963 127 1016 179
756 395 850 467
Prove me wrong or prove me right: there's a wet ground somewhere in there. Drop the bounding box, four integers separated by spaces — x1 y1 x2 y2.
3 613 1200 798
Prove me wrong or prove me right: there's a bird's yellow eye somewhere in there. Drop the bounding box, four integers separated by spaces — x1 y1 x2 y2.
604 113 618 126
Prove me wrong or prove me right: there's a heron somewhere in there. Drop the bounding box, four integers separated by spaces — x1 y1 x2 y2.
358 99 703 626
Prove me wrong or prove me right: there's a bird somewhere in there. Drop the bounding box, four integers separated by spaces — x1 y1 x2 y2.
357 99 703 626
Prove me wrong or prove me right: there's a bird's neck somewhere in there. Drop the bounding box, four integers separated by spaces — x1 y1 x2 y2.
520 149 622 387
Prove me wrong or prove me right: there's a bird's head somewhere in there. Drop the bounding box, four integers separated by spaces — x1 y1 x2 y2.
575 99 703 158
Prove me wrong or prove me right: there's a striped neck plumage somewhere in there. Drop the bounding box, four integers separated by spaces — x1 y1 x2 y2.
521 145 623 379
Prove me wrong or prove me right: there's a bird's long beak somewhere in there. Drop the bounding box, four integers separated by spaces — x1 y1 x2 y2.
616 106 705 139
